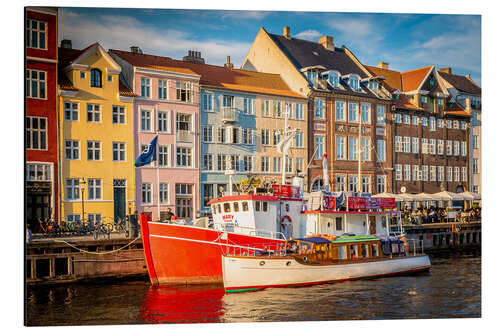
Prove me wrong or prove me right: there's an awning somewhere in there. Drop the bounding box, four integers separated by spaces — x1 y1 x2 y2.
414 192 436 201
432 191 466 201
460 191 481 200
372 192 397 199
395 193 417 202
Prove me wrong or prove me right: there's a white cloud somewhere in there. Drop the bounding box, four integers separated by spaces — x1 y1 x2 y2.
295 29 322 41
58 9 252 67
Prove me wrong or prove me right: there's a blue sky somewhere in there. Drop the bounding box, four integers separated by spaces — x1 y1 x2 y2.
59 7 481 85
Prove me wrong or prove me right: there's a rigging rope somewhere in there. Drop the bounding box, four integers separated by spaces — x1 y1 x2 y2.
51 236 141 255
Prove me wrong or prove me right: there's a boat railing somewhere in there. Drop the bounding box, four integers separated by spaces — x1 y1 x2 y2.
406 239 425 256
226 242 288 257
214 222 286 240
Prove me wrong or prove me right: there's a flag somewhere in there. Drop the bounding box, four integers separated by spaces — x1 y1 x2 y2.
276 128 295 155
134 136 158 167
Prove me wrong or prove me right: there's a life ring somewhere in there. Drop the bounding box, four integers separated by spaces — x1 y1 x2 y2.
281 215 292 226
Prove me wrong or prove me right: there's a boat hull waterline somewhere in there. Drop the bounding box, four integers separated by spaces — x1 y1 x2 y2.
222 255 431 292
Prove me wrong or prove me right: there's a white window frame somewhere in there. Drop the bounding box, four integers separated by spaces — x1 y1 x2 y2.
65 178 80 200
158 111 169 133
112 106 126 124
65 140 79 160
314 135 325 159
141 77 151 98
335 101 345 121
141 110 152 132
87 140 101 161
361 103 371 124
159 183 169 204
112 142 126 162
26 18 47 49
376 105 385 125
87 178 102 200
315 98 325 120
26 69 46 99
158 79 168 100
336 135 346 160
395 164 402 181
64 102 79 121
159 145 169 167
142 183 152 205
87 103 101 123
26 116 47 150
202 125 214 143
348 102 358 123
202 154 213 171
176 147 192 167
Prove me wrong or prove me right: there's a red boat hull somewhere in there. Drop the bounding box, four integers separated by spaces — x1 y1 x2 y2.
139 214 285 285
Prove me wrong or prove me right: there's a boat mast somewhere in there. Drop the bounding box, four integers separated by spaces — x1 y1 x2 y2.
358 105 361 193
281 103 289 186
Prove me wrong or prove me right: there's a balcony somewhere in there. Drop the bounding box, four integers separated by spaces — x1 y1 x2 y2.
221 107 238 123
176 130 194 143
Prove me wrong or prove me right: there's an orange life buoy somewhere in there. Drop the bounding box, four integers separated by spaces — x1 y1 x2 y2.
281 215 292 226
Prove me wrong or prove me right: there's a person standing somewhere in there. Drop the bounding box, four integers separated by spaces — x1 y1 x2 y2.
164 208 174 223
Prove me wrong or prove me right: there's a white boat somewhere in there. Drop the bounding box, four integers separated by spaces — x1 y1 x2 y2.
222 235 431 292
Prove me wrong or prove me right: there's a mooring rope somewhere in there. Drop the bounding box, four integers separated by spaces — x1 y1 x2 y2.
51 236 141 255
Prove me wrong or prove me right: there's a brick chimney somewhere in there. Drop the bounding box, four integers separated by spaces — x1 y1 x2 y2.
440 67 452 74
224 55 234 69
60 39 72 49
182 50 205 64
466 74 472 80
377 62 389 70
130 46 143 54
318 36 334 51
283 26 291 39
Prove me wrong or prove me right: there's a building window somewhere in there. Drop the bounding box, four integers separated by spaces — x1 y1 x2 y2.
80 72 85 79
242 128 254 145
453 120 459 129
454 167 460 182
90 69 102 88
395 136 402 152
112 142 126 161
422 138 428 154
376 175 386 193
176 147 192 167
328 71 339 88
376 140 386 162
273 157 281 173
472 135 478 149
295 157 304 173
429 139 436 155
87 141 101 161
295 103 304 120
429 117 436 131
422 165 428 181
446 140 452 155
403 115 410 124
157 111 168 132
438 140 444 155
376 105 385 125
112 106 125 124
315 135 325 159
412 137 419 154
107 75 113 82
176 81 192 102
461 121 467 130
201 125 213 143
243 97 254 115
26 19 46 49
361 137 370 161
430 166 436 181
404 165 411 181
336 136 346 160
295 131 304 148
261 156 270 172
88 214 102 224
243 156 254 172
420 95 428 104
203 184 214 207
26 116 47 150
348 175 358 192
412 116 419 125
395 164 402 181
64 102 79 121
348 137 358 161
203 93 213 111
336 175 346 192
395 114 402 123
142 183 152 204
261 100 271 117
462 167 467 182
273 130 281 146
26 163 51 181
64 140 79 160
461 141 467 156
285 157 293 173
87 104 101 122
141 110 151 131
336 101 345 121
230 127 240 144
176 114 191 131
65 179 80 200
87 179 102 200
437 119 443 128
158 80 168 100
159 145 168 167
202 154 213 171
472 158 479 174
421 117 428 126
473 185 479 193
446 167 453 182
261 129 270 146
348 102 358 123
315 98 325 119
446 119 452 129
413 165 419 181
216 154 227 171
66 214 81 222
438 166 444 182
348 75 359 90
159 183 168 204
361 176 371 193
404 137 411 153
361 103 370 124
141 77 151 98
25 69 46 99
230 155 239 171
454 141 460 156
176 184 192 196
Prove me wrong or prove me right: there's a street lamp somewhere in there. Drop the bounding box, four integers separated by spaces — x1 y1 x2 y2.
80 176 86 223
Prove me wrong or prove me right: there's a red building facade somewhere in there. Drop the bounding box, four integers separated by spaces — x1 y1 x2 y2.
25 7 59 229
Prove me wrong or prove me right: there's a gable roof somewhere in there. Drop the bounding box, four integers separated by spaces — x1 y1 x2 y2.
401 66 433 92
438 71 481 95
365 65 402 92
109 49 305 99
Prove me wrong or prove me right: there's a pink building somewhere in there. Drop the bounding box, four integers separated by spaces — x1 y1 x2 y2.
110 48 201 221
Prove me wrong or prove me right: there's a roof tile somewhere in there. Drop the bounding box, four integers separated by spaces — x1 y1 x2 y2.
401 66 433 92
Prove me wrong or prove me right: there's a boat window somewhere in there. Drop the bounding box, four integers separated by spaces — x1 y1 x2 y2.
285 204 289 212
233 202 239 212
211 205 216 215
381 216 387 228
361 244 369 258
371 243 378 256
263 201 268 212
338 245 347 259
255 201 261 211
217 204 221 214
335 217 343 231
242 201 249 211
223 203 231 212
349 244 358 259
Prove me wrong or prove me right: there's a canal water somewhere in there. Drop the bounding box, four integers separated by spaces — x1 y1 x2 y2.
26 254 480 325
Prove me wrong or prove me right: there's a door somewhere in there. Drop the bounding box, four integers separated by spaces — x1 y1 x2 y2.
369 216 377 235
113 179 126 222
26 181 51 231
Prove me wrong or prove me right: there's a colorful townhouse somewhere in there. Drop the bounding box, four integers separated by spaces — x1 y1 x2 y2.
175 54 307 212
25 7 59 230
365 63 471 201
57 42 136 224
437 68 481 196
109 49 201 221
242 27 393 194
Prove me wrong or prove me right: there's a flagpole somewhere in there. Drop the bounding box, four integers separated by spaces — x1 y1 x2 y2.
281 104 288 185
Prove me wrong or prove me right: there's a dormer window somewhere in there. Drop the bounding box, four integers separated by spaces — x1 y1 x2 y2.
306 70 318 85
348 74 360 91
430 78 435 86
322 70 340 88
90 69 102 88
421 95 428 104
368 80 379 92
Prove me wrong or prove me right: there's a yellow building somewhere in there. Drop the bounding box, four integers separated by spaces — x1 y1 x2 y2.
58 42 136 224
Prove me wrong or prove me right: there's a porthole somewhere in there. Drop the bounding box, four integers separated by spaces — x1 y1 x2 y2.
303 256 308 262
286 261 291 266
259 261 265 266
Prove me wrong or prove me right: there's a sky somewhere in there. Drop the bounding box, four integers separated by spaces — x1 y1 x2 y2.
58 7 482 86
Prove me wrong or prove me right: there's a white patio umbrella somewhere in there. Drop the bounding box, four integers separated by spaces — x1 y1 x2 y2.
395 193 417 202
414 192 435 201
372 192 397 198
460 191 481 200
432 191 465 201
